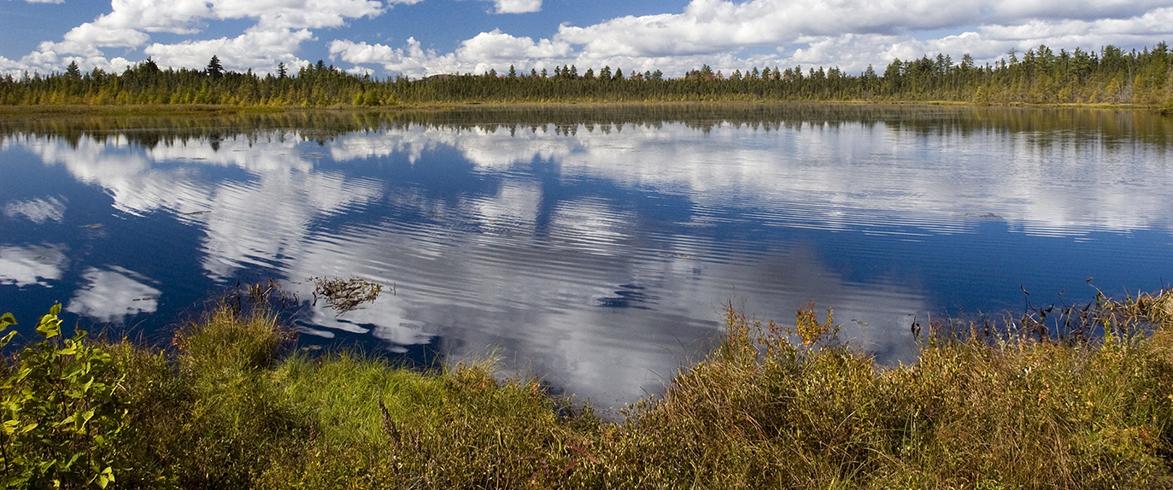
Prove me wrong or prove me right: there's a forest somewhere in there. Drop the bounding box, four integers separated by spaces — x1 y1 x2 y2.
0 43 1171 108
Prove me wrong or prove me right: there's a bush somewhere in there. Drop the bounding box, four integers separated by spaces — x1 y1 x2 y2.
0 305 124 488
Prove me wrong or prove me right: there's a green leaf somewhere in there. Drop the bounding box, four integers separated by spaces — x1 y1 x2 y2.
0 312 15 330
95 467 114 489
36 316 61 339
63 451 82 470
56 412 77 427
0 330 16 349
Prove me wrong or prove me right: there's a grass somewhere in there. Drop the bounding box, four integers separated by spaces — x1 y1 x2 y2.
3 291 1172 488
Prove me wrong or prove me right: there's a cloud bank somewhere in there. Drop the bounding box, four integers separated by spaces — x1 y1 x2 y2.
2 0 1172 78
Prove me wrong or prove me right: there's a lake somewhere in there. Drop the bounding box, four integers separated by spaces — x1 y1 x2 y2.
1 105 1171 407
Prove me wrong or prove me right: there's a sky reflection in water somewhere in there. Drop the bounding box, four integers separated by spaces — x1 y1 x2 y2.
1 106 1171 407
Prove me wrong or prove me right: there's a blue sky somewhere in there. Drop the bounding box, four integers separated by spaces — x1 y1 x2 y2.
2 0 1172 77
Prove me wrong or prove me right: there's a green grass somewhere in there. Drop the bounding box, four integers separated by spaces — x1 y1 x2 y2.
3 291 1172 488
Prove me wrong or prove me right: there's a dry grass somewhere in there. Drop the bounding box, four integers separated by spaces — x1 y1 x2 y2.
5 290 1171 488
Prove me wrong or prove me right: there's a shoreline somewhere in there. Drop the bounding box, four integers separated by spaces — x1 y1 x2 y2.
0 99 1163 118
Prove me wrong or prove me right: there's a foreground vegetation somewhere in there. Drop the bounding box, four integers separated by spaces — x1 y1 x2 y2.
2 290 1172 488
2 43 1172 109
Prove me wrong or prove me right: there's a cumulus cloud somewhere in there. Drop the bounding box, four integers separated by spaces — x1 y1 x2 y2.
330 28 574 75
5 0 1173 78
145 27 315 72
1 0 397 75
330 0 1173 77
493 0 541 14
329 37 440 76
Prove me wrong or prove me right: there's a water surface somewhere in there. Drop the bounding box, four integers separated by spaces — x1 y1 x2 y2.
1 105 1171 407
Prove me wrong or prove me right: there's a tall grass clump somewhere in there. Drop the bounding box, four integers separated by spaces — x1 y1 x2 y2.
595 293 1173 488
1 289 1171 488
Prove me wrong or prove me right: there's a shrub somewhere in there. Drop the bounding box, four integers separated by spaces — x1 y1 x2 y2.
0 305 124 488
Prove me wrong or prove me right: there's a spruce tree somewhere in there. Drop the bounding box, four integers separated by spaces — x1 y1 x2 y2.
206 55 224 77
64 61 81 79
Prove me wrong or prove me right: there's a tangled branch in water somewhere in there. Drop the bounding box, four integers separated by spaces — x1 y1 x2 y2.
312 277 383 313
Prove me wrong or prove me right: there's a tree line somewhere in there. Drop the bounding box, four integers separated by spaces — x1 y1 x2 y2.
1 44 1172 108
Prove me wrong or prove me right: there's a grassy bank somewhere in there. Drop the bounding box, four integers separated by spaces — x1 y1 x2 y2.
2 292 1172 488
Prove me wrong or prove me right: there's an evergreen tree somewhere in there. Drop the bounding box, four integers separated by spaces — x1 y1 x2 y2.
141 57 159 73
1 42 1169 108
206 56 224 77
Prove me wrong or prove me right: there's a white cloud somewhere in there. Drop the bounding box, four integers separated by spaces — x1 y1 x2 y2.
458 29 571 61
329 37 441 76
2 0 396 75
553 0 1173 59
5 0 1173 82
493 0 541 14
145 27 315 72
330 0 1173 77
331 29 574 75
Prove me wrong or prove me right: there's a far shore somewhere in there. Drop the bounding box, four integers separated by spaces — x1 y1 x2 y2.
0 99 1163 118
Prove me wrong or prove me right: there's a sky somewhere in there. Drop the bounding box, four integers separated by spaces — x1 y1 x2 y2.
1 0 1172 78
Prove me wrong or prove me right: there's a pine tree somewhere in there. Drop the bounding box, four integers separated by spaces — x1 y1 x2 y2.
64 61 81 79
206 55 224 77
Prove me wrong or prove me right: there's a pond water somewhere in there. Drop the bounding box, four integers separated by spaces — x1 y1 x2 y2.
1 105 1171 407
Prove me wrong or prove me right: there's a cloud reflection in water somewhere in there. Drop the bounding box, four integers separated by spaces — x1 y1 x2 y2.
2 107 1170 407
